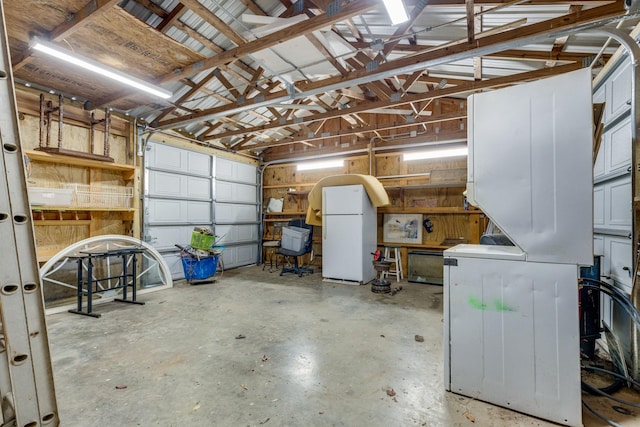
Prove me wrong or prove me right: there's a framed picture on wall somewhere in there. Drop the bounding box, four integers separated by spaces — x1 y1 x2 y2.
383 213 422 244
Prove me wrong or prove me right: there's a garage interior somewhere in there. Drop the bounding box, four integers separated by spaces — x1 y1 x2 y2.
2 0 640 425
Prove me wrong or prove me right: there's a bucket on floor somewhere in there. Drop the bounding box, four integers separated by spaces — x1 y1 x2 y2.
181 256 218 280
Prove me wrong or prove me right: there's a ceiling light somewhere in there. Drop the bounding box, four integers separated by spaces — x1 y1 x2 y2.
383 0 409 25
297 159 344 171
403 146 468 161
32 40 172 100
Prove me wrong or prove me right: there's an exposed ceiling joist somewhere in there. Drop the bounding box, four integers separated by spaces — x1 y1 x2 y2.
160 1 624 130
202 62 582 142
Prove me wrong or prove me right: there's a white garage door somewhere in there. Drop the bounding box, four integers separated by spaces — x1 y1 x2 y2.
143 142 258 279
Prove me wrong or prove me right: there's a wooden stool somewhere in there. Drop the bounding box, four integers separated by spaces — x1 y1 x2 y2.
382 246 403 282
262 241 280 272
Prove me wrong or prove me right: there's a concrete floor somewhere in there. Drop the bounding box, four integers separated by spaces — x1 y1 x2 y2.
45 265 638 426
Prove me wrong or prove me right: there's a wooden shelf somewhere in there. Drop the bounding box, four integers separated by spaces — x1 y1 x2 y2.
263 183 316 190
31 207 136 212
24 149 136 180
384 183 466 190
378 207 481 214
264 211 306 216
378 242 452 250
33 220 93 226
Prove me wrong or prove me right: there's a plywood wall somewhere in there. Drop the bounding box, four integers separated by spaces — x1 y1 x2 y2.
17 89 136 262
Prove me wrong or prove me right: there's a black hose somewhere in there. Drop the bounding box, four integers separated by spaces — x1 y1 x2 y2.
582 400 624 427
579 278 640 324
579 283 640 328
577 281 640 396
582 380 640 409
582 365 640 389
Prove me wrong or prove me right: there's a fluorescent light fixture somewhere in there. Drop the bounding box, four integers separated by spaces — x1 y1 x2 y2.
403 146 468 161
297 159 344 171
383 0 409 25
32 40 172 99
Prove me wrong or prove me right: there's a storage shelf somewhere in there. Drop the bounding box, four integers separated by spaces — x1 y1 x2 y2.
378 207 480 214
31 207 136 212
264 211 306 216
263 183 316 190
24 149 136 180
384 183 466 190
377 242 452 250
33 220 93 226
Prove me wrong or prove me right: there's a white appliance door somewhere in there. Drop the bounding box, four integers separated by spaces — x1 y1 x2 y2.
323 215 364 281
444 254 581 426
323 185 366 215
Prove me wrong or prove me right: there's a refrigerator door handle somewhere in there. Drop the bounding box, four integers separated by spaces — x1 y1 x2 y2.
323 195 326 239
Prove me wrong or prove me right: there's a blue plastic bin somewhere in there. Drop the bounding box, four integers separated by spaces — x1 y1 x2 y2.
181 256 218 280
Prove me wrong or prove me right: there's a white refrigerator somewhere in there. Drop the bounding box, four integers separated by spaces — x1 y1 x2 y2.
322 185 377 284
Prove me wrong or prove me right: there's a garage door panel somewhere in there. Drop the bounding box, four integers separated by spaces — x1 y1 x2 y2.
605 116 631 175
148 143 182 170
607 177 632 228
146 225 212 250
216 158 257 184
215 224 259 244
145 142 258 272
147 198 211 224
187 151 212 177
160 252 187 280
148 171 211 200
605 235 632 290
216 181 256 203
148 170 182 197
593 186 604 226
222 244 258 268
215 203 257 223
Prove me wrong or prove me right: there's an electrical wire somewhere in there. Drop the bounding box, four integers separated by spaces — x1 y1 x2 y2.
582 400 624 427
583 365 640 389
579 281 640 328
578 278 640 425
582 381 640 409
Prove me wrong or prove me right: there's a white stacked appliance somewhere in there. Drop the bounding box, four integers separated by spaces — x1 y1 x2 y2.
322 185 377 284
444 69 594 427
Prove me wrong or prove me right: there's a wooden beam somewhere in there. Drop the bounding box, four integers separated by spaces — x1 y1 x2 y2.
466 0 475 44
241 110 467 150
243 67 265 97
159 0 379 84
214 69 241 100
13 0 121 71
200 62 582 141
160 2 622 130
154 70 219 123
473 6 482 80
180 0 247 46
51 0 121 41
402 70 423 93
156 3 186 32
306 34 349 75
238 0 266 15
379 0 430 59
135 0 168 18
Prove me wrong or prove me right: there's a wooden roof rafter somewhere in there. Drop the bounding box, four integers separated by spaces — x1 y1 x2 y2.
201 61 583 142
12 0 121 71
159 1 624 131
158 0 380 85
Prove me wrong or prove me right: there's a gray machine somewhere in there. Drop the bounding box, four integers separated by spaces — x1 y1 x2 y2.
444 69 594 427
